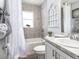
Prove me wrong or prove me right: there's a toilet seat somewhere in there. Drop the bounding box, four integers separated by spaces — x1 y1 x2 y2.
34 45 45 54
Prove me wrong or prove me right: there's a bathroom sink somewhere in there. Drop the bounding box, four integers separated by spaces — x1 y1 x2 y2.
56 39 79 48
54 33 68 38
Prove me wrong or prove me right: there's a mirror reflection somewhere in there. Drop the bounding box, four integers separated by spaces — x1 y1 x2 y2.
61 0 79 33
22 0 79 39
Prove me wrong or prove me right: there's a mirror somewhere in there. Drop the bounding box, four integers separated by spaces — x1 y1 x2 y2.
61 0 79 33
22 0 79 39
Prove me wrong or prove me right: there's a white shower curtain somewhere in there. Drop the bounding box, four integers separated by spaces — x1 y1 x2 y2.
7 0 26 59
17 0 26 57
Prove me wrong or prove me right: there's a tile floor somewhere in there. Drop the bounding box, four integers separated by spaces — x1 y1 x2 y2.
19 54 37 59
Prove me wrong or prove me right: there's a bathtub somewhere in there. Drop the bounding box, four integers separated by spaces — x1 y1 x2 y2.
25 38 45 56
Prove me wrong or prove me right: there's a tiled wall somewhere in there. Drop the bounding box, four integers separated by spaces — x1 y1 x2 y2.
22 3 43 39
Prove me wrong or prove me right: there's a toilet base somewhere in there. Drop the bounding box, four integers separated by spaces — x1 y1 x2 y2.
36 54 45 59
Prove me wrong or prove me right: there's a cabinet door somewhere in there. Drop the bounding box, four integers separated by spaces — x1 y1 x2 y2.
59 54 66 59
56 48 74 59
54 50 66 59
45 43 55 59
46 42 74 59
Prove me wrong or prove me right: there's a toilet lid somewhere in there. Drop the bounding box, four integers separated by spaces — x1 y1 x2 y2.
34 45 45 52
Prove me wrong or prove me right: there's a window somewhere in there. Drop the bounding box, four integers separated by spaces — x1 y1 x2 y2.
23 11 34 28
48 4 58 28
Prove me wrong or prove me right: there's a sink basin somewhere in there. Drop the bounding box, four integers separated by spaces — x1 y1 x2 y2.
54 33 68 38
56 39 79 48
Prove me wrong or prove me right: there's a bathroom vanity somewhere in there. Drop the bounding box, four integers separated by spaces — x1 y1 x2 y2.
45 37 79 59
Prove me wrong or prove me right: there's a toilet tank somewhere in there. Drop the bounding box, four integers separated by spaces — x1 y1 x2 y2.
25 38 45 56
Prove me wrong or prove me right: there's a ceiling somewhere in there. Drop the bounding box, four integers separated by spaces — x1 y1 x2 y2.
22 0 44 5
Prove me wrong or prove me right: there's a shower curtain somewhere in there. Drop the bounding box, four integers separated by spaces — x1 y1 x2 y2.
7 0 26 59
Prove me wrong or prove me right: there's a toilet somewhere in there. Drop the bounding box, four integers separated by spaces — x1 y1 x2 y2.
33 45 45 59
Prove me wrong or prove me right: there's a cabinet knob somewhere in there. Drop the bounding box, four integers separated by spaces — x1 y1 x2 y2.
55 52 57 59
55 52 60 59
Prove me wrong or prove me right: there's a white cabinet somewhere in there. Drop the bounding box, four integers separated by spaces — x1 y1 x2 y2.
45 42 74 59
46 43 55 59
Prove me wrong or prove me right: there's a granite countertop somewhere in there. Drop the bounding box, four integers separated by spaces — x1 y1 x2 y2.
44 36 79 59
